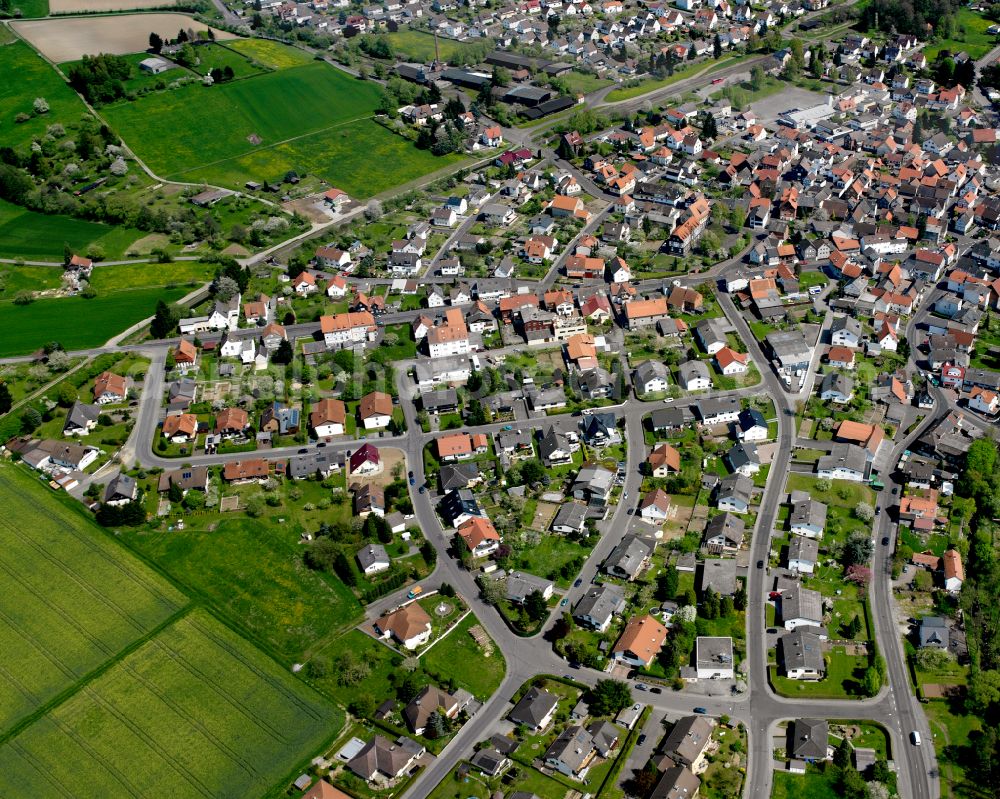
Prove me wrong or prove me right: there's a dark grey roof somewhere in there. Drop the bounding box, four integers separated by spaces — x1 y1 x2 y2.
509 686 558 728
780 629 825 674
789 718 828 760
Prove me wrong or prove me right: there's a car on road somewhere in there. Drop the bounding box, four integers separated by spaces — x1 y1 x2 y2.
408 470 414 478
637 734 647 745
560 598 569 607
298 448 308 454
635 683 647 691
627 508 634 515
891 487 898 495
564 674 574 680
693 707 708 714
711 77 725 84
911 731 922 746
882 536 890 546
766 628 778 634
317 442 326 448
650 687 662 694
663 397 674 403
574 578 583 587
757 560 764 569
768 591 781 600
503 425 513 431
418 485 425 494
409 478 416 486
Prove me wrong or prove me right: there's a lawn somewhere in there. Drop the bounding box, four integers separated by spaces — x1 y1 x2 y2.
88 261 217 292
385 30 490 63
769 647 870 699
0 610 342 799
421 613 505 699
509 534 590 588
0 285 189 356
558 70 614 95
427 760 570 799
924 8 997 61
0 464 187 735
120 515 362 661
192 42 269 80
924 700 982 799
0 41 88 152
0 199 145 261
102 55 462 196
771 763 841 799
0 263 62 296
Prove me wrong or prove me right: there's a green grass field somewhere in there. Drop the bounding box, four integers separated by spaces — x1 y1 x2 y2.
226 38 315 70
925 8 997 61
421 614 505 699
771 764 840 799
88 261 216 292
102 52 461 196
120 517 362 660
7 0 47 16
384 30 490 63
192 42 268 80
0 465 187 734
172 115 462 198
0 285 188 356
0 41 88 153
0 199 145 261
0 609 341 799
0 264 62 296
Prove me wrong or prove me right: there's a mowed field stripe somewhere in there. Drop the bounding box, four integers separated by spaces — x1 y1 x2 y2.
144 630 297 744
186 614 329 721
6 739 86 799
0 516 164 637
0 473 186 609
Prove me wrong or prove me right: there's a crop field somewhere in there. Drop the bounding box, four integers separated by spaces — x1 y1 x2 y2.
120 517 363 660
0 465 187 734
101 47 462 197
0 199 145 261
0 41 91 152
50 0 180 12
11 14 233 63
88 261 216 291
0 610 341 799
0 285 188 356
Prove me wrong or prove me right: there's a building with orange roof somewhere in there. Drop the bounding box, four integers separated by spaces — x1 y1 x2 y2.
359 391 394 429
93 371 129 404
624 298 670 329
612 614 668 667
648 443 681 476
215 407 249 437
457 517 501 557
968 386 1000 414
311 398 347 438
714 347 749 375
899 491 939 523
826 346 856 369
437 432 473 462
173 339 198 372
943 549 964 593
375 603 433 650
223 458 270 483
833 420 885 455
320 311 376 348
162 413 198 443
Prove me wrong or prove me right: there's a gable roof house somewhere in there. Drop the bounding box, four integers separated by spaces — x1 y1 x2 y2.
573 583 627 632
661 715 714 771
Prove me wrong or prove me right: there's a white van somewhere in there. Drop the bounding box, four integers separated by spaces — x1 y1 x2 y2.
911 731 921 746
